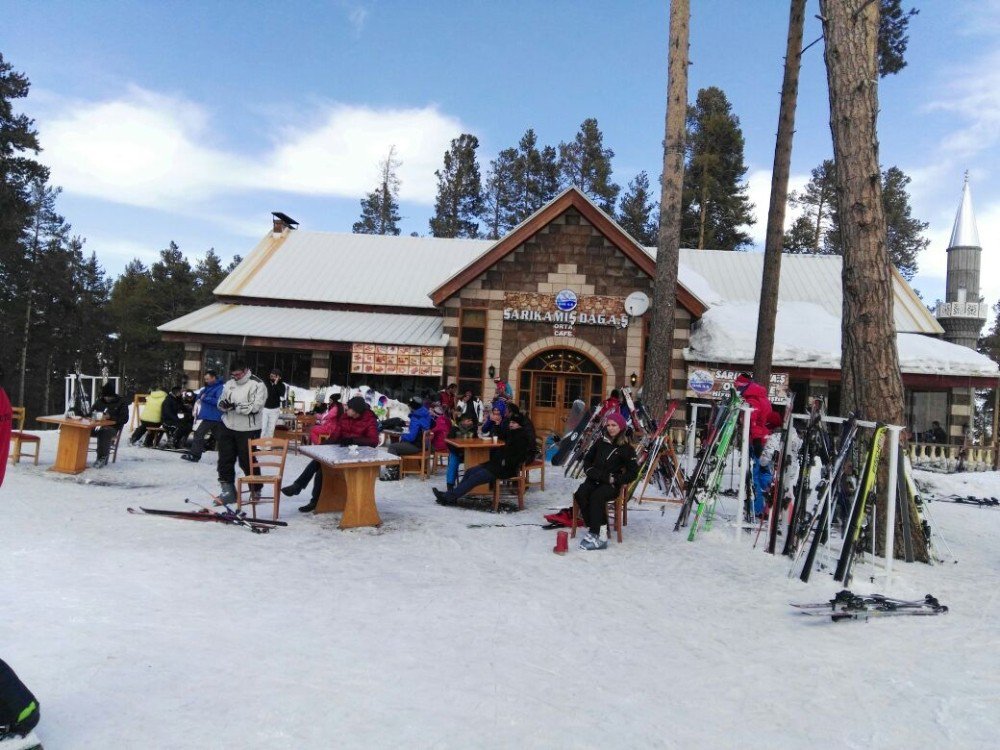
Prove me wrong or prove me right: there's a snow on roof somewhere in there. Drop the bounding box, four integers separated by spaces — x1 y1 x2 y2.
643 247 942 335
686 301 998 377
158 303 447 347
215 230 494 309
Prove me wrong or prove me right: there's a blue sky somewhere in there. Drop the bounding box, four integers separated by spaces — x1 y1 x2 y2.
4 0 999 308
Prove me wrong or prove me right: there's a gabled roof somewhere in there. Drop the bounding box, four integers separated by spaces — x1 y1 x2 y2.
215 230 492 309
428 187 709 316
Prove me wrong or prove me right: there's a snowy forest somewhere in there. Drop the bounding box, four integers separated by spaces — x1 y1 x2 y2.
0 44 993 423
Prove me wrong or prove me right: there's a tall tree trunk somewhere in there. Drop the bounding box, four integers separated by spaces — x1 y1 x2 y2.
820 0 927 562
42 350 53 415
753 0 806 389
811 196 826 251
644 0 690 417
17 295 32 407
697 181 708 249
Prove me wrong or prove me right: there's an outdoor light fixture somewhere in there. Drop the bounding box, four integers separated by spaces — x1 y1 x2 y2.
630 372 638 387
488 364 496 379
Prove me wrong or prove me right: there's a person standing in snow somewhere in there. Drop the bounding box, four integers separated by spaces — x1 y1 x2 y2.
572 412 637 550
733 371 776 517
215 360 266 503
260 368 288 438
182 370 223 463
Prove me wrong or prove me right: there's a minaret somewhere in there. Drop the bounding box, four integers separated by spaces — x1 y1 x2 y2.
936 174 987 349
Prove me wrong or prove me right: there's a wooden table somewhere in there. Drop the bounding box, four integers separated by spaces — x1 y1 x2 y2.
298 445 401 528
446 437 505 495
36 414 116 474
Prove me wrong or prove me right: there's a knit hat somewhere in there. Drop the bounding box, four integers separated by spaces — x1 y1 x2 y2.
491 400 507 418
100 382 116 398
605 412 628 432
346 396 368 414
734 372 752 391
408 397 424 411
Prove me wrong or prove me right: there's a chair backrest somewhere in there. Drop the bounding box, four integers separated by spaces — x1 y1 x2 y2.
132 394 148 429
11 407 26 431
247 437 289 477
420 429 432 457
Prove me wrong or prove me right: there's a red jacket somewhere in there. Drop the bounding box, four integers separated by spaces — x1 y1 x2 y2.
740 381 774 442
338 409 379 447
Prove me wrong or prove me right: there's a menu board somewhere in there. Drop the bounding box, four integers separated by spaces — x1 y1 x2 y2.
351 343 444 376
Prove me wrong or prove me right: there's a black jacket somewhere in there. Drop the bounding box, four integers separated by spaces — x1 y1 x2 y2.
264 380 287 409
99 395 130 430
484 427 534 480
582 437 638 488
162 394 191 427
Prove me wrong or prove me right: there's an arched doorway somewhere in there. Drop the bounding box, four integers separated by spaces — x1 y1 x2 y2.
518 349 604 436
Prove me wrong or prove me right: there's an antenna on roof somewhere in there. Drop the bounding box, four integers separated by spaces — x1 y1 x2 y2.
271 212 299 233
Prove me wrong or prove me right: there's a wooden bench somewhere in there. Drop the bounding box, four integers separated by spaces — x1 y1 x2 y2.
9 407 40 465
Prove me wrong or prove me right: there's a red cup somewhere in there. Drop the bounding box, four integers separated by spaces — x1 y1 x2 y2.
553 530 569 555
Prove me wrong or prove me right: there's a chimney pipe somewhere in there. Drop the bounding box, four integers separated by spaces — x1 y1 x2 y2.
270 212 299 234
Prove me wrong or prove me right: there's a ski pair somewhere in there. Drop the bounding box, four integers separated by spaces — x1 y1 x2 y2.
792 589 948 621
684 391 743 540
127 504 286 533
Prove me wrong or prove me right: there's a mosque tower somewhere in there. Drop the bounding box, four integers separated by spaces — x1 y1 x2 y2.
936 174 987 349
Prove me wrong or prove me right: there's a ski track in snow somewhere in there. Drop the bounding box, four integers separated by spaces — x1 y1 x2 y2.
1 433 998 749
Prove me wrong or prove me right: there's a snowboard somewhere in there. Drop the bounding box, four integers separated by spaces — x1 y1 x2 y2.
549 400 588 466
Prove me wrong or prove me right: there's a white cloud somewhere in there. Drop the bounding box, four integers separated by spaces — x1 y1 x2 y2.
38 87 465 213
262 105 464 203
342 2 369 35
745 168 809 247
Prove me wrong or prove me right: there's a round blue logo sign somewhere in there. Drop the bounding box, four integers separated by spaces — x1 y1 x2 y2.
688 369 714 394
555 289 578 312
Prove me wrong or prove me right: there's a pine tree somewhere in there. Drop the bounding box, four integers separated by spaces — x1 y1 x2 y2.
784 159 836 253
108 259 156 386
429 134 483 238
194 248 227 307
481 147 519 240
617 171 658 246
878 0 918 76
509 129 559 225
558 118 619 213
976 301 1000 447
353 146 402 236
681 87 755 250
0 53 49 400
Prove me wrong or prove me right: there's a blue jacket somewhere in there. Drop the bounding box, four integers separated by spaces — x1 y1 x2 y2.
197 380 225 422
402 406 432 445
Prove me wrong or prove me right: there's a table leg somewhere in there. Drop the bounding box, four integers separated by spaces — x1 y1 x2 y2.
339 465 382 529
315 464 348 513
466 446 493 495
51 425 91 474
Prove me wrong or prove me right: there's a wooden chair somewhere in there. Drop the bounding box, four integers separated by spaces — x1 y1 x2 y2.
9 407 40 465
88 425 124 463
400 430 433 480
521 436 546 491
571 486 628 544
492 472 526 513
236 437 289 521
144 426 166 448
285 414 317 455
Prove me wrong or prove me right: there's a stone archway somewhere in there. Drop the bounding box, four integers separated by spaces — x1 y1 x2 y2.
509 338 616 436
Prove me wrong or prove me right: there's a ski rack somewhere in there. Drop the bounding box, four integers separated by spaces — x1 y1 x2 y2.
787 412 904 588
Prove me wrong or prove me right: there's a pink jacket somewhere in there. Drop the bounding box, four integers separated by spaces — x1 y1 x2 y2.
431 414 451 452
740 382 774 442
310 405 344 444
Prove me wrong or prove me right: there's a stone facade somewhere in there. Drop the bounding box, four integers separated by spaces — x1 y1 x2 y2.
443 206 691 401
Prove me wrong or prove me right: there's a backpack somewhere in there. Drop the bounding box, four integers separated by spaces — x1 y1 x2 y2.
0 658 39 739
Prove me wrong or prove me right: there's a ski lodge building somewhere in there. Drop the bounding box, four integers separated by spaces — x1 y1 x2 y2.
159 185 997 445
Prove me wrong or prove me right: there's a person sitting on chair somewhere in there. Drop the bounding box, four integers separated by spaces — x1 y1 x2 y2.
433 411 533 506
161 386 193 449
282 396 378 512
386 398 432 457
130 385 167 446
445 411 478 491
926 421 947 444
92 382 130 468
572 412 637 551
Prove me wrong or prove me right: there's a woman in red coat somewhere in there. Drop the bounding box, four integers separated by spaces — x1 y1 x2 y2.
734 372 775 516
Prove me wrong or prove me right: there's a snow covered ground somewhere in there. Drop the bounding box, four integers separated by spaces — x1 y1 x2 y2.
2 432 998 749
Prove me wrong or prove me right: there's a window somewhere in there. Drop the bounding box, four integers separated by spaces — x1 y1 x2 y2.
458 309 486 396
907 390 949 442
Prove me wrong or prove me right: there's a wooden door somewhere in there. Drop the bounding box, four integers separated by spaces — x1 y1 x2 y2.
531 373 587 436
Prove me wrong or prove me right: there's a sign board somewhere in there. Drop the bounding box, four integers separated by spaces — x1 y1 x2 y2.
351 344 444 377
686 367 790 405
503 292 631 337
